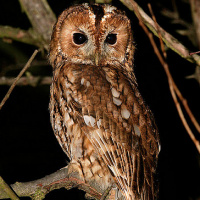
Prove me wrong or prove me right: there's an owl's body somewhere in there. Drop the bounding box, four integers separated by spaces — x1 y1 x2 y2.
49 4 160 200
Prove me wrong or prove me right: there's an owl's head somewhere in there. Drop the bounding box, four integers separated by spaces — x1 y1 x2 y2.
49 4 134 69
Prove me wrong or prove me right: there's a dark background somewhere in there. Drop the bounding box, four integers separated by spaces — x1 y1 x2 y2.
0 0 200 200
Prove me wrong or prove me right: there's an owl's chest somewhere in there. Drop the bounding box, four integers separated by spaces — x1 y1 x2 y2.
59 65 113 109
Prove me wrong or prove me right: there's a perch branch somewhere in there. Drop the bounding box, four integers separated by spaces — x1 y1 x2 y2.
132 2 200 153
0 49 39 110
0 167 102 200
119 0 200 66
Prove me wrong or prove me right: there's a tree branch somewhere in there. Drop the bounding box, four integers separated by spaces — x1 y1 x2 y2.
0 49 39 110
131 1 200 153
18 0 56 50
0 176 19 200
0 26 41 47
190 0 200 49
119 0 200 66
0 167 102 200
0 76 52 86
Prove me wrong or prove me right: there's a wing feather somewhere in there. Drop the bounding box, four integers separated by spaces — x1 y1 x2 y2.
64 65 160 200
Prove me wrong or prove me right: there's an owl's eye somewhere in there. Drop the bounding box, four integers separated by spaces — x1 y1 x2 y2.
73 33 87 45
106 34 117 45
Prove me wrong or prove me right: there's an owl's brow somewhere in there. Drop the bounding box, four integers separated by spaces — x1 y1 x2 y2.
90 4 104 30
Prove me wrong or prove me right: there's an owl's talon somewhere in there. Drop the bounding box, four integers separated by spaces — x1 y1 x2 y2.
100 184 117 200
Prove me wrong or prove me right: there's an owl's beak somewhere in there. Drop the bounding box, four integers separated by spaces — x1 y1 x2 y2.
94 53 100 66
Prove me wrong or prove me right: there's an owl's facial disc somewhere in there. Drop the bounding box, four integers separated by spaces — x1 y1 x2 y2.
53 4 133 67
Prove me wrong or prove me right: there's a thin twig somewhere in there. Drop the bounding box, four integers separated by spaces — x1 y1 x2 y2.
190 51 200 55
132 2 200 153
169 79 200 153
0 49 39 110
147 4 200 135
119 0 200 65
148 4 167 59
0 176 20 200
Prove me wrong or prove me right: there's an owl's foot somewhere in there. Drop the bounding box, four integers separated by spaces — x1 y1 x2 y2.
100 184 120 200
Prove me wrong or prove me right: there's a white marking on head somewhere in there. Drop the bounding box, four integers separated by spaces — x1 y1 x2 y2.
83 3 96 23
111 87 120 98
113 97 122 106
133 125 141 136
121 108 130 119
104 5 116 13
101 13 111 23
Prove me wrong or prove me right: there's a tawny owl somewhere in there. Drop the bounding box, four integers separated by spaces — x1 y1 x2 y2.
49 3 160 200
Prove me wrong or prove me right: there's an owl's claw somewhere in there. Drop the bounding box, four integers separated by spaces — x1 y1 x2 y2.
100 184 119 200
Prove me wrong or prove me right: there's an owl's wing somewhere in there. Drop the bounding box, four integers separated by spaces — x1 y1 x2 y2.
69 66 160 200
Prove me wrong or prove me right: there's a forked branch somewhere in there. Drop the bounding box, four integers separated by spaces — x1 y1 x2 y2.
120 0 200 66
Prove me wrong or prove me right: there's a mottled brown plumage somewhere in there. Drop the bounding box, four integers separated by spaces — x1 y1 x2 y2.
49 4 160 200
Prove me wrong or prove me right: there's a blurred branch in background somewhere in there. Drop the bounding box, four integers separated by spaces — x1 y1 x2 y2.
120 0 200 66
0 75 51 87
190 0 200 49
0 26 40 47
18 0 56 50
0 0 56 51
0 49 38 110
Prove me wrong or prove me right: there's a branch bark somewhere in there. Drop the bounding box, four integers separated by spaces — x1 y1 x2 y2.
0 177 19 200
18 0 56 50
0 167 102 200
0 76 52 86
0 50 39 110
119 0 200 66
131 2 200 153
190 0 200 49
0 26 41 47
